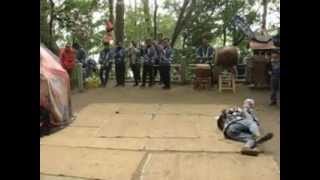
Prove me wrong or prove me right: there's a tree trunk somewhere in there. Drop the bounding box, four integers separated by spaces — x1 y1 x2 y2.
109 0 114 23
222 0 229 47
134 0 137 27
262 0 268 30
142 0 153 38
223 25 227 46
115 0 125 44
153 0 158 40
134 0 137 12
171 0 195 47
171 0 190 47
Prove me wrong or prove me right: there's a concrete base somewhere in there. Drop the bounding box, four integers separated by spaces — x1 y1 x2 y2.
41 85 280 180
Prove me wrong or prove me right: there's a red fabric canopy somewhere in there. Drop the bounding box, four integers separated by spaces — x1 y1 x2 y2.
40 45 72 127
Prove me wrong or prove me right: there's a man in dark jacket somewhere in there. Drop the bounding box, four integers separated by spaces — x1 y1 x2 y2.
73 43 87 64
268 49 280 106
196 38 214 64
141 39 157 87
153 39 163 85
114 42 126 87
98 41 113 87
128 41 141 86
196 38 215 85
159 38 173 89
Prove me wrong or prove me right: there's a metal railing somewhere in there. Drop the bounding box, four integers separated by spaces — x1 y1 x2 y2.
96 62 247 84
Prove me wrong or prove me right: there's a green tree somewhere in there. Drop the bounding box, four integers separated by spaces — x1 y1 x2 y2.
53 0 103 52
125 6 144 43
142 0 153 38
115 0 125 44
153 0 158 40
170 0 195 47
262 0 268 30
43 0 278 58
108 0 114 23
158 14 175 40
40 0 59 54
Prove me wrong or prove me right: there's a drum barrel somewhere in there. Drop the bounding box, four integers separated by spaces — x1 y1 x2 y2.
195 64 211 78
214 47 238 68
195 68 211 78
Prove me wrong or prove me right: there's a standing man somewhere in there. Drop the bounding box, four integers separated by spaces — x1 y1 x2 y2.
159 38 173 90
153 40 163 85
114 42 126 87
196 38 215 85
268 49 280 106
128 41 141 86
98 41 113 87
72 43 86 92
72 43 87 64
141 39 157 87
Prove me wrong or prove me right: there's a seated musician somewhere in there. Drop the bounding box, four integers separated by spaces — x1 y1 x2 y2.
195 37 215 85
217 98 274 156
196 38 215 64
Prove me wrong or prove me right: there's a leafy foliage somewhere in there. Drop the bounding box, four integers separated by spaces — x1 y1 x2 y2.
41 0 279 59
54 0 102 49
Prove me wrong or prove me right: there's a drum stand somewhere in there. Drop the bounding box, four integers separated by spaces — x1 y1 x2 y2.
193 77 211 90
218 72 236 93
